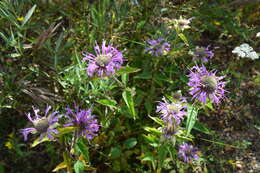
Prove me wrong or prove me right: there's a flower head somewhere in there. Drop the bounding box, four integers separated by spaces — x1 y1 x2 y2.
83 40 124 77
178 143 199 163
145 38 171 56
64 106 99 140
156 97 187 125
174 16 192 31
193 45 214 62
20 106 60 141
232 43 259 60
188 65 226 104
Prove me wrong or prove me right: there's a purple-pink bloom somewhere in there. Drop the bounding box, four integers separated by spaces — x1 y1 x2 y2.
82 40 124 77
145 38 171 56
20 106 59 141
156 97 187 125
178 143 199 163
187 65 226 104
64 106 99 140
193 45 214 63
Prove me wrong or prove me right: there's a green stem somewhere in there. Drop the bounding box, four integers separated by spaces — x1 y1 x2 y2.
112 36 146 46
113 76 125 88
199 138 244 149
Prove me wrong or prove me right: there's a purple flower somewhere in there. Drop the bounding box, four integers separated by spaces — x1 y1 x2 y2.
178 143 199 163
187 65 226 104
64 106 99 140
156 97 187 125
193 46 214 63
20 106 59 141
82 40 124 77
145 38 171 56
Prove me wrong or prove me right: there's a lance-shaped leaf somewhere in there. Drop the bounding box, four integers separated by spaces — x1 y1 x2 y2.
22 4 37 26
186 105 199 136
122 88 137 119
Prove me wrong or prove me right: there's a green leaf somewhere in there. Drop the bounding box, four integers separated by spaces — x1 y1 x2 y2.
142 134 159 147
148 115 164 126
186 105 198 136
158 144 167 167
121 73 129 85
74 160 84 173
22 4 37 26
204 101 213 110
254 125 260 131
124 138 137 149
176 134 193 141
144 102 152 115
144 127 163 135
76 140 89 162
0 32 8 43
96 99 117 108
193 121 213 135
63 152 73 173
136 20 146 30
31 136 50 148
57 127 77 136
52 162 67 172
109 147 121 159
134 71 152 79
178 33 189 46
141 153 156 169
142 155 154 162
0 163 5 173
117 66 141 75
122 88 137 119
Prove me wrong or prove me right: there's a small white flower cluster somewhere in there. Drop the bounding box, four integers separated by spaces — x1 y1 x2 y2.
256 32 260 38
232 43 259 60
174 16 192 31
163 16 193 32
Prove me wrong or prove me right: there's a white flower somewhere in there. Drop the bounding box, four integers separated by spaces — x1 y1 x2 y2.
247 51 259 60
256 32 260 38
174 16 192 31
232 43 259 60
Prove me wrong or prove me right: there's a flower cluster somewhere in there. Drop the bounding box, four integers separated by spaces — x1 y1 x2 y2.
193 45 214 63
20 106 60 141
232 43 259 60
156 97 187 125
257 32 260 38
83 40 124 77
145 38 171 56
178 143 199 163
173 16 192 31
188 65 226 104
156 96 187 139
20 105 100 141
64 106 99 140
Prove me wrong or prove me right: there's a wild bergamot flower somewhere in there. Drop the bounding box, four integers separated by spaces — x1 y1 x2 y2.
178 143 199 163
64 106 99 140
145 38 171 56
156 97 187 125
193 45 214 63
20 106 60 141
188 65 226 104
83 40 124 77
